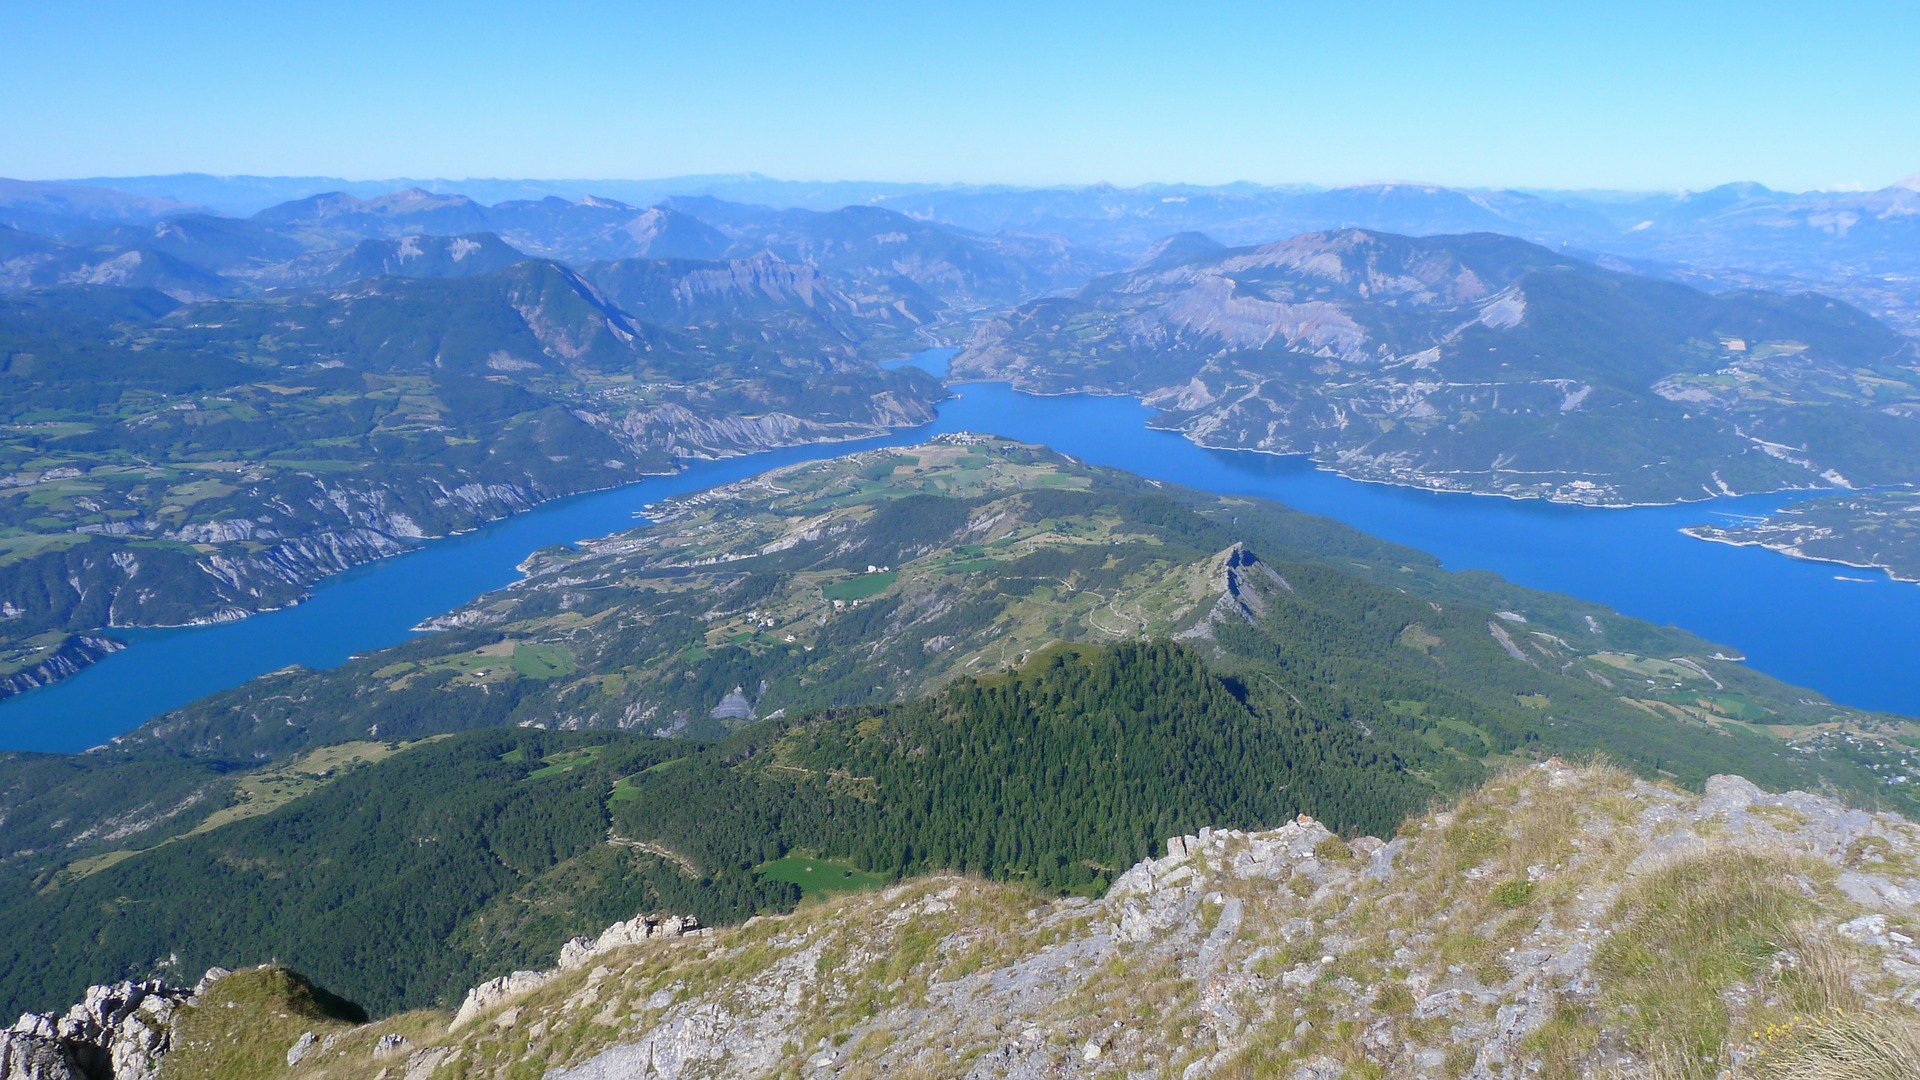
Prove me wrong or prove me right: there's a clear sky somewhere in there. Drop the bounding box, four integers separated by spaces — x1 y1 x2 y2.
3 0 1915 191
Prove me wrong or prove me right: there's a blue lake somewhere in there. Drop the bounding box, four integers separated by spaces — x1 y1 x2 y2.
4 350 1917 752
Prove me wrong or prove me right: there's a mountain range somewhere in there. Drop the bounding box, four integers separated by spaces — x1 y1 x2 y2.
1 183 1112 312
14 173 1920 325
7 172 1920 699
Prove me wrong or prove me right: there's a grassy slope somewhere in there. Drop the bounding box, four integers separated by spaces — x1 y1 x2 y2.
0 639 1414 1016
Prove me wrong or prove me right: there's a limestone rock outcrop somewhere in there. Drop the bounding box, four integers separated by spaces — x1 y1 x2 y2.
30 765 1920 1078
450 914 706 1029
0 975 210 1080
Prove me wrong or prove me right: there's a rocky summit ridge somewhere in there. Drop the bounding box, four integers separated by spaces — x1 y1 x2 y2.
12 763 1920 1079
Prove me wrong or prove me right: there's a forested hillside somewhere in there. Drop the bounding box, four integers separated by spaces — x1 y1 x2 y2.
0 640 1407 1017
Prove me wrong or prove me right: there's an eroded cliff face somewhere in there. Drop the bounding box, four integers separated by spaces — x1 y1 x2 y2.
0 635 123 698
616 391 936 461
50 763 1920 1079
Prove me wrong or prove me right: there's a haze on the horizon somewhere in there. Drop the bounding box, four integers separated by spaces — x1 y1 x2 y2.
2 0 1917 193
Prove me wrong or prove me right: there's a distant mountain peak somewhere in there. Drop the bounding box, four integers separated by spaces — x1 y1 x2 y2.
1341 180 1445 193
1131 231 1225 272
1894 173 1920 192
365 187 479 212
1679 181 1776 202
577 195 634 210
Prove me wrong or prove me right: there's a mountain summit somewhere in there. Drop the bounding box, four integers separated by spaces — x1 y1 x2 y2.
10 762 1916 1078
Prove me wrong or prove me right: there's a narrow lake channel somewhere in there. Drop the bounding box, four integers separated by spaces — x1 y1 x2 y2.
4 349 1916 752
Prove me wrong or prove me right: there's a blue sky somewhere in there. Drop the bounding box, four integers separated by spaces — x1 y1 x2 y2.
3 1 1915 191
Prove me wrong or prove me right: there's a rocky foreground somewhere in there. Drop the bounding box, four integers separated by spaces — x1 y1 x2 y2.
12 762 1920 1079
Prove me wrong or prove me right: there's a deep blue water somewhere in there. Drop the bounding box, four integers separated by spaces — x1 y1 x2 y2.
4 349 1917 752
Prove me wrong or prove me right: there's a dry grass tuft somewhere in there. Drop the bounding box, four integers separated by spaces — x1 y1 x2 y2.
1744 1009 1920 1079
1595 847 1815 1077
1764 922 1866 1016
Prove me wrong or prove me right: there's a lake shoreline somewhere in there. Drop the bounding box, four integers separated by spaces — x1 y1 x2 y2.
0 413 946 706
952 371 1840 513
1680 527 1920 587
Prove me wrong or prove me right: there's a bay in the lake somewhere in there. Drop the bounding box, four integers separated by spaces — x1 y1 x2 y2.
4 349 1916 752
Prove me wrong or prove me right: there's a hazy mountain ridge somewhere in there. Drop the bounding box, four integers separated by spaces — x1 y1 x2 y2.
485 200 731 262
46 173 975 217
20 172 1920 327
870 177 1920 333
0 179 199 238
241 232 530 289
656 196 1121 308
1 182 1114 319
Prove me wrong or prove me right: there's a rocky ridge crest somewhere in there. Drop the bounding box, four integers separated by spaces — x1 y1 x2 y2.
504 764 1920 1079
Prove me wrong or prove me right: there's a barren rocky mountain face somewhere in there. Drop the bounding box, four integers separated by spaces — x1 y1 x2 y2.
12 763 1920 1079
240 232 530 289
577 250 937 360
956 229 1920 506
